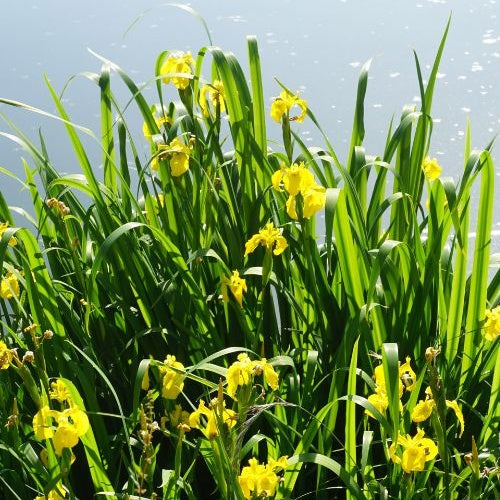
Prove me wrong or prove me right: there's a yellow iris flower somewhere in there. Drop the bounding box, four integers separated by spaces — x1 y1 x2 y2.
199 80 226 116
154 137 193 177
272 162 314 196
0 222 17 247
160 355 185 400
160 52 194 90
0 272 20 300
32 404 89 456
365 357 416 418
270 89 307 123
389 428 438 473
188 400 236 439
225 353 279 401
221 270 247 307
272 162 326 220
421 156 442 181
484 305 500 341
244 222 288 257
238 456 288 499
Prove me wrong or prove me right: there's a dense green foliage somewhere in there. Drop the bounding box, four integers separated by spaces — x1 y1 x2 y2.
0 16 498 499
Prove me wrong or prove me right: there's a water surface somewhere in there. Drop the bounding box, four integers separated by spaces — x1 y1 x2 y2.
0 0 498 250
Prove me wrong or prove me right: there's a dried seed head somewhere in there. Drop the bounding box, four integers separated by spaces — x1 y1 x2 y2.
22 351 35 363
43 329 54 340
425 346 441 363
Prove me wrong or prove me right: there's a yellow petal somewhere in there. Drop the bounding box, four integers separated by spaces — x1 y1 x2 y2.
366 392 388 418
52 425 79 455
389 441 401 464
33 406 56 440
446 400 465 438
401 445 426 473
399 356 417 392
244 234 263 256
273 235 288 255
0 340 13 370
291 98 307 123
262 361 279 390
422 156 442 181
199 84 211 117
271 169 284 191
66 407 90 437
286 195 298 220
270 99 288 122
162 356 185 399
411 399 435 423
302 184 326 218
170 152 190 177
1 272 20 300
483 306 500 341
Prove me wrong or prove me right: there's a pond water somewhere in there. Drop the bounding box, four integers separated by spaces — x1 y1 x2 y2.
0 0 499 252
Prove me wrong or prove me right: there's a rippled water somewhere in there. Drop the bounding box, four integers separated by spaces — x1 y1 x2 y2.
0 0 498 251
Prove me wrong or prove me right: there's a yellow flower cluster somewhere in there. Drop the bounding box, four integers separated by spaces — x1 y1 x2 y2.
157 353 280 441
244 222 288 257
199 80 226 117
160 52 194 90
188 399 237 439
0 272 20 300
411 386 465 437
270 89 307 123
484 305 500 342
421 156 442 181
272 162 326 220
226 353 279 401
0 221 17 246
0 340 14 370
32 380 89 456
366 357 416 418
160 355 186 400
221 270 247 307
389 428 438 473
152 137 193 177
238 456 288 499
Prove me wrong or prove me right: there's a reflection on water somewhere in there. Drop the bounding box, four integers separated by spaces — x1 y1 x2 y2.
0 0 498 253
